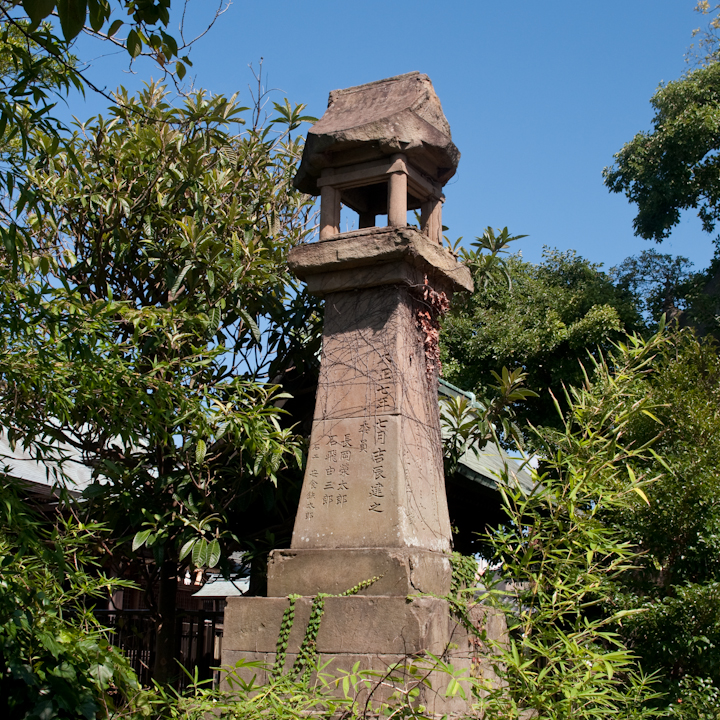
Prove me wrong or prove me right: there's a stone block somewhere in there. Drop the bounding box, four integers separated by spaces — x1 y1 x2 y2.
288 227 473 295
224 595 455 656
267 548 452 597
221 596 507 717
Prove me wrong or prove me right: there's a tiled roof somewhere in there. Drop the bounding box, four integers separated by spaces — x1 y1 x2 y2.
439 379 536 495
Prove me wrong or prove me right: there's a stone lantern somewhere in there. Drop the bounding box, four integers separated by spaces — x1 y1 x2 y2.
221 74 503 715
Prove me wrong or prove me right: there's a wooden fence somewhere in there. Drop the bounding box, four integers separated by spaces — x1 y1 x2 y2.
94 608 224 688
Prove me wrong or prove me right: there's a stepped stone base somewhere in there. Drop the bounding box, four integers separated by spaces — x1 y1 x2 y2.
221 595 506 717
267 548 452 597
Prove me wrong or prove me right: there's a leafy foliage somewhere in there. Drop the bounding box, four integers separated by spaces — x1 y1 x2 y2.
440 367 537 475
476 329 669 720
0 82 319 680
612 249 696 323
12 1 190 70
604 62 720 242
6 81 315 561
602 330 720 712
0 474 137 717
441 245 643 433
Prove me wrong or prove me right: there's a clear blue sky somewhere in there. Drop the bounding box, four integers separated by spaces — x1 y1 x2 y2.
67 1 714 273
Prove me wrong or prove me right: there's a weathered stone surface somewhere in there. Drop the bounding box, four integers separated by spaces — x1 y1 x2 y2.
266 548 452 597
288 227 473 295
221 598 507 717
224 595 453 655
294 72 460 196
290 283 451 554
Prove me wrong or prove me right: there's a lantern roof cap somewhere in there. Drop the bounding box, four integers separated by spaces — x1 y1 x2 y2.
294 72 460 196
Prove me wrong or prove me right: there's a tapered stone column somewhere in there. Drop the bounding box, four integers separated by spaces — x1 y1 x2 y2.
266 226 472 597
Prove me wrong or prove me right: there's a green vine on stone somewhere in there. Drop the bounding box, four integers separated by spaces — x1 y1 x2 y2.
340 575 382 597
450 551 478 598
291 593 328 679
273 593 300 677
447 552 482 637
273 576 382 679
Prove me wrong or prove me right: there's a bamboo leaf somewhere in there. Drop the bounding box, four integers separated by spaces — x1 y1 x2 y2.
632 486 650 505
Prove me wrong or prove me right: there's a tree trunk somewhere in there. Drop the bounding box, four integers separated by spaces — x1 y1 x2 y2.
152 556 178 685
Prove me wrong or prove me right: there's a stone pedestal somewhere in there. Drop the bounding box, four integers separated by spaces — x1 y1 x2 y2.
267 547 451 597
222 595 505 716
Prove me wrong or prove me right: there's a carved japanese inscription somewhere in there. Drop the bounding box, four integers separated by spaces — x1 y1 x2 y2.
294 414 402 547
291 285 451 553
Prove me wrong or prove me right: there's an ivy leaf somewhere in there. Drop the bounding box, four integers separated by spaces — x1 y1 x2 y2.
57 0 88 41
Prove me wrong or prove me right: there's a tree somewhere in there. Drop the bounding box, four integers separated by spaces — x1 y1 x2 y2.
0 0 322 694
688 1 720 68
0 82 319 684
0 1 224 276
440 239 643 433
603 62 720 243
610 247 720 339
612 249 696 322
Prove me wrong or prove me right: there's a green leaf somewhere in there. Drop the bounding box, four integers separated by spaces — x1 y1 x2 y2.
176 61 186 81
207 306 221 336
107 18 123 37
207 539 221 568
192 538 207 568
238 307 262 344
132 529 152 552
23 0 56 26
195 439 206 465
179 538 195 561
126 28 142 58
632 486 650 506
57 0 87 41
169 261 192 298
87 0 105 32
